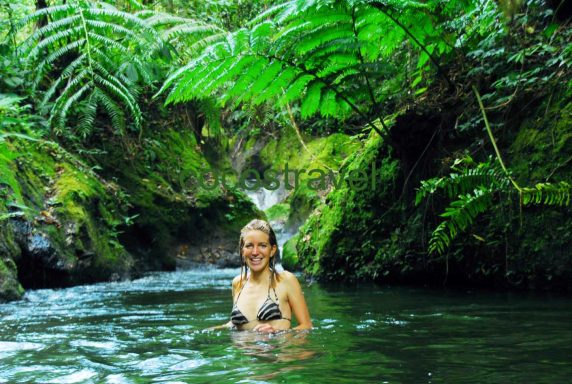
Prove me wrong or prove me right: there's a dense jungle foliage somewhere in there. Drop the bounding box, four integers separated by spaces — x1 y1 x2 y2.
1 0 571 300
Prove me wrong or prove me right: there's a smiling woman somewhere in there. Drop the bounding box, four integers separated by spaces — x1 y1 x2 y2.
212 219 312 333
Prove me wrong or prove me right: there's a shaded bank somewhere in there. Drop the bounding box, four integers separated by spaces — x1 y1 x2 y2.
291 88 572 290
0 127 261 302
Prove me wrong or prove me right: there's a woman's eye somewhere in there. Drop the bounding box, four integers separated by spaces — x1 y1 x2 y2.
244 244 253 249
260 244 267 249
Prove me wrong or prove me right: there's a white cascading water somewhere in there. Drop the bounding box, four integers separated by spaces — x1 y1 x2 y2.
245 184 294 267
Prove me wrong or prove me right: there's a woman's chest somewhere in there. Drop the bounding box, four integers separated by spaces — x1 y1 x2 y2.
236 284 288 317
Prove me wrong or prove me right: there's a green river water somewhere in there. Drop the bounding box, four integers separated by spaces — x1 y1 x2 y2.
0 268 570 383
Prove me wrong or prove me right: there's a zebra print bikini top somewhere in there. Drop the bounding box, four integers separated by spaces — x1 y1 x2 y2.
230 275 291 326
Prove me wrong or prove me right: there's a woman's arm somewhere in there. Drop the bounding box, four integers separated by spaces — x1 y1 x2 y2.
206 275 240 331
285 272 312 330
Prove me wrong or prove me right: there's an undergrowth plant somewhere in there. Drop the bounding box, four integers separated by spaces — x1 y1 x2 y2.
416 86 572 255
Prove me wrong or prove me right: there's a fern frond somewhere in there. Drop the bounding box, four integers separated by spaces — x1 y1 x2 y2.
416 160 506 205
22 14 81 49
161 24 223 41
30 27 83 58
92 73 141 128
20 0 158 137
83 19 142 41
18 4 73 27
94 90 126 135
198 97 223 138
139 13 195 27
248 1 294 25
39 55 87 110
41 39 87 68
160 26 358 120
186 32 228 56
429 188 494 254
84 7 157 34
521 182 572 207
76 96 98 139
159 0 450 128
55 82 93 131
137 10 225 59
87 32 130 53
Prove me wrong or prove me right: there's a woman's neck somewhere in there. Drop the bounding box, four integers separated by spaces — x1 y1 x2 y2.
249 268 271 284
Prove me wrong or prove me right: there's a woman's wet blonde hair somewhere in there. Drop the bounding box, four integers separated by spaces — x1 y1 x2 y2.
238 219 280 286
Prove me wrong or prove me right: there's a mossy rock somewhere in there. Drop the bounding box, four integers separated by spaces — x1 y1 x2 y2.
0 257 24 302
90 126 263 270
258 127 361 230
0 222 24 302
295 132 402 280
281 234 300 271
0 135 133 290
266 203 290 222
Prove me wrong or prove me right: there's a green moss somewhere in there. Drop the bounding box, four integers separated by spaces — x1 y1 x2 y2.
54 163 99 204
510 95 572 184
296 132 401 280
281 233 299 271
266 203 290 222
88 124 262 268
0 257 24 302
0 221 24 302
0 220 23 301
0 135 135 286
244 135 258 153
258 127 361 229
0 142 24 208
260 129 359 172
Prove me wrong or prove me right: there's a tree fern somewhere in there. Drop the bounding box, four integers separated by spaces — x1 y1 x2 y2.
19 0 161 138
158 0 464 138
136 10 226 59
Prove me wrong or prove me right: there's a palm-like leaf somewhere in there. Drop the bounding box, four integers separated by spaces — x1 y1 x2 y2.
158 0 459 131
521 182 572 207
415 159 507 205
19 1 161 137
136 10 226 58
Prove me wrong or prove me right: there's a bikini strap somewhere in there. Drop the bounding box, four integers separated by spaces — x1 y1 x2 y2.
267 274 279 302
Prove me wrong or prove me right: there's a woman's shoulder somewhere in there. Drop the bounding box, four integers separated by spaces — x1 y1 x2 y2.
278 270 299 285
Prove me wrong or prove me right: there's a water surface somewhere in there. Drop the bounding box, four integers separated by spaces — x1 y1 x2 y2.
0 268 570 383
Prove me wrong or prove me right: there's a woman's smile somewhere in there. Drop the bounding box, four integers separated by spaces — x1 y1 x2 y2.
242 230 276 271
249 256 263 265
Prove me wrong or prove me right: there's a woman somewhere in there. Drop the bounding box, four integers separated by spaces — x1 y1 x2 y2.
216 219 312 333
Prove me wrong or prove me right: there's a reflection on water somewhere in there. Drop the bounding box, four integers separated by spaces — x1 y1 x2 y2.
230 330 316 381
0 268 571 383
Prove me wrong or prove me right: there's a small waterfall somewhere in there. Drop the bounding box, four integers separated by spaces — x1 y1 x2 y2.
245 187 282 211
245 185 294 266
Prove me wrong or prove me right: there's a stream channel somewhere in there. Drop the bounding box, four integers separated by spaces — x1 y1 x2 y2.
0 189 570 383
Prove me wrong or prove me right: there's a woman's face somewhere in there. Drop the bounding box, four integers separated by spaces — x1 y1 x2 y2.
242 230 276 273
